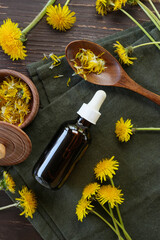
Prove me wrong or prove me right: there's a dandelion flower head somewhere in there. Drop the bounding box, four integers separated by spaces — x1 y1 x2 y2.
114 0 127 10
115 117 133 142
82 182 100 199
96 0 127 15
96 185 124 208
0 18 27 60
46 4 76 32
16 186 37 218
94 156 119 182
2 171 16 193
96 0 108 16
76 197 94 222
114 41 137 65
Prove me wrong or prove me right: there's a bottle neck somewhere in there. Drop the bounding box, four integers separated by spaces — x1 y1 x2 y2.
77 116 92 128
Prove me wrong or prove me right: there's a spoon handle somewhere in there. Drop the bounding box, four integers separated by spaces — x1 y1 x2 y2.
117 77 160 106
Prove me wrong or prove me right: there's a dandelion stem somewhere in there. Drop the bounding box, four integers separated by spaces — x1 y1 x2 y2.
120 8 160 50
91 209 124 239
110 178 124 229
100 204 132 240
0 203 18 210
64 0 71 6
132 127 160 131
0 180 3 190
148 0 160 19
133 41 160 49
21 0 57 38
137 0 160 31
108 203 122 240
138 0 160 23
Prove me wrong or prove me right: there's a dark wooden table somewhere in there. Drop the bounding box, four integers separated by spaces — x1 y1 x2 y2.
0 0 159 239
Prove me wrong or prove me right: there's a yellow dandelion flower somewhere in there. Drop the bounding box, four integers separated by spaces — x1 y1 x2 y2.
115 117 133 142
76 197 94 222
96 185 124 208
0 18 27 60
16 186 37 218
114 0 127 10
82 182 101 199
46 4 76 32
96 0 108 16
114 41 137 65
2 171 16 193
94 156 119 182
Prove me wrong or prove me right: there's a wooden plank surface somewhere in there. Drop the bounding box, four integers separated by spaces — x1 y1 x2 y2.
0 191 42 240
0 0 159 239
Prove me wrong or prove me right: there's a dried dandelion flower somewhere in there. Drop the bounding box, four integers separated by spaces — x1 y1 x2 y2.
16 81 32 104
49 53 65 69
73 48 106 80
0 76 31 126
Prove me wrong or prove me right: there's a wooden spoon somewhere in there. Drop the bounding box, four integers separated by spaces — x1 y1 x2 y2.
65 40 160 105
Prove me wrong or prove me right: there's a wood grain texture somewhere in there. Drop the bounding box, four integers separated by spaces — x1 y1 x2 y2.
0 0 159 239
0 0 159 75
0 191 42 240
0 122 32 166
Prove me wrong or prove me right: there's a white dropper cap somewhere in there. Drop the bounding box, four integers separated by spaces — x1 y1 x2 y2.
77 90 107 124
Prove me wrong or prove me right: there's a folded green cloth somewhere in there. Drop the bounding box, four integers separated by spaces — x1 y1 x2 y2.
2 22 160 240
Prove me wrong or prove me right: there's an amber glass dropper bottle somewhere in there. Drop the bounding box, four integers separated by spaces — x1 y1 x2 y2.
33 90 106 190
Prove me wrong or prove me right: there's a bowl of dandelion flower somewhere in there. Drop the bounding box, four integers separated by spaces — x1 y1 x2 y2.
0 69 39 129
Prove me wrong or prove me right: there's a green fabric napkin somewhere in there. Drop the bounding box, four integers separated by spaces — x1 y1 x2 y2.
1 21 160 240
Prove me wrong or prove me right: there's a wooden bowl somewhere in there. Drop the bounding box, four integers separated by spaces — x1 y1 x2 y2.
0 69 39 129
